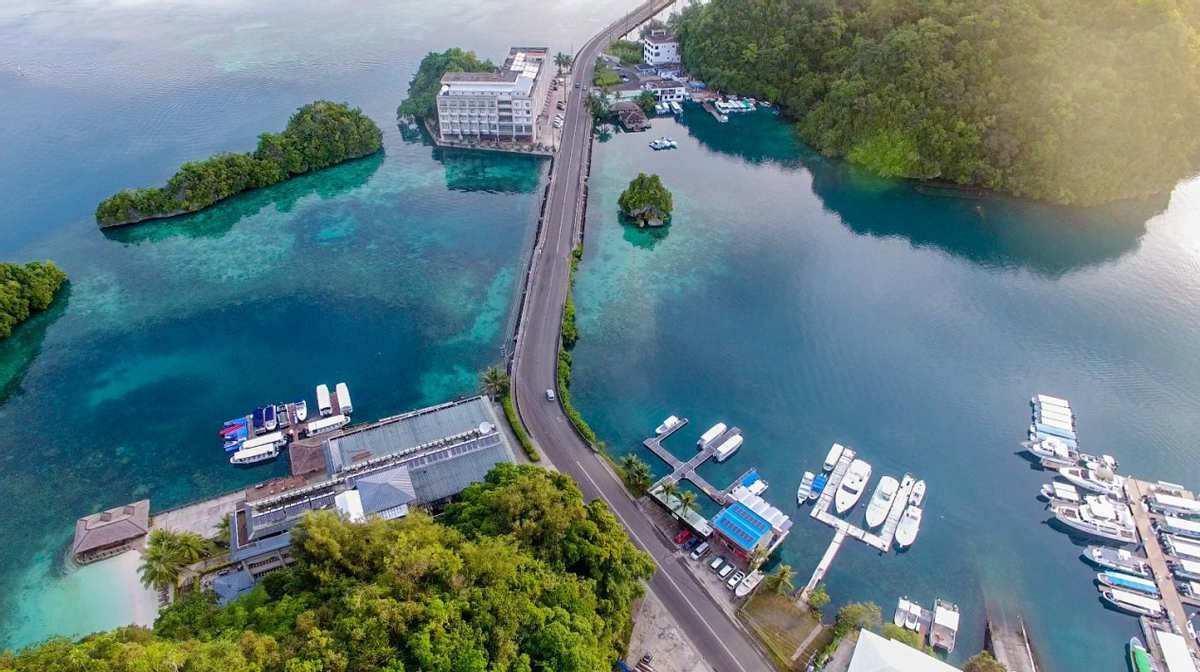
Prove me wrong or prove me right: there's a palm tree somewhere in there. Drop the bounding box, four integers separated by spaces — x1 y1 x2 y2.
138 542 183 597
555 52 573 75
620 455 653 494
766 564 796 595
677 491 699 519
479 365 510 400
748 547 769 570
167 531 207 564
214 514 231 547
658 481 681 510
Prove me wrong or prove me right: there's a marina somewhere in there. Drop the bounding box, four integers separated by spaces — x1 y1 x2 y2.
218 382 354 468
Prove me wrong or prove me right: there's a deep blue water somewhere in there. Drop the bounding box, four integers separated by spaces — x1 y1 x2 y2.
573 108 1200 672
0 0 651 647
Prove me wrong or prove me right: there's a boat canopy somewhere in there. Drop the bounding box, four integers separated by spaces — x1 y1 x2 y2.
230 443 278 462
1164 516 1200 536
1032 430 1078 449
1102 572 1158 595
1132 645 1153 672
699 423 727 445
1152 492 1200 516
242 431 285 450
1049 482 1080 503
1108 588 1161 613
1156 631 1199 672
1167 535 1200 560
1178 558 1200 575
1034 423 1076 440
1035 394 1072 407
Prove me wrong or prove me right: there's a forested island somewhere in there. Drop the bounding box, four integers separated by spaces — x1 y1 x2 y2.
677 0 1200 205
619 173 674 227
0 262 68 340
95 101 383 227
397 48 496 120
0 465 655 672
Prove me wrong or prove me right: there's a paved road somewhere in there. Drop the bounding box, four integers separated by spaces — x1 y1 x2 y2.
510 3 777 671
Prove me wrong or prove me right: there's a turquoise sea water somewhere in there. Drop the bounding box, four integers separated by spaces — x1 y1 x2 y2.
0 0 650 647
572 109 1200 672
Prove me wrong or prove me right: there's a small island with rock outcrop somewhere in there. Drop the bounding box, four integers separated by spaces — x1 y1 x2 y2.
618 173 673 228
95 101 383 227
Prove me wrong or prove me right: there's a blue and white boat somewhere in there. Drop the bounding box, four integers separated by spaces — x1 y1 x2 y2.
1032 422 1076 441
252 407 266 435
294 399 308 422
797 472 815 503
808 473 828 501
1098 571 1159 596
264 405 277 432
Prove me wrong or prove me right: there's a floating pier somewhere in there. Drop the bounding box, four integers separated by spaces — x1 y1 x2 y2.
645 419 742 502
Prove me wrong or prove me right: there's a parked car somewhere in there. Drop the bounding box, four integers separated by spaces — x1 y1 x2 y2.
727 571 745 589
690 542 710 560
718 562 735 579
673 529 692 544
709 555 725 570
556 101 566 110
682 536 701 551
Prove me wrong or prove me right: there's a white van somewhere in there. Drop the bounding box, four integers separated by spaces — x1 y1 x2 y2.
689 542 710 560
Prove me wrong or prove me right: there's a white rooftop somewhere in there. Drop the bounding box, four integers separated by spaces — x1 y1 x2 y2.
334 490 364 523
1156 630 1198 672
847 629 959 672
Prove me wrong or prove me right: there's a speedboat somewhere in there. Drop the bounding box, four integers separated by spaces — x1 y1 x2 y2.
264 405 277 432
895 507 922 548
809 473 828 501
294 399 308 422
1052 495 1139 544
835 459 872 514
909 480 926 506
277 404 290 429
1086 546 1150 576
1101 588 1162 617
893 597 912 627
1025 437 1078 469
824 443 844 471
865 476 899 528
1130 637 1153 672
797 472 815 504
1059 466 1125 499
656 415 680 435
734 570 764 598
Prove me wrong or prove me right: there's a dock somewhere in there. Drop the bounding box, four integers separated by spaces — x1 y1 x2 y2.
985 615 1040 672
646 419 741 502
1124 478 1200 666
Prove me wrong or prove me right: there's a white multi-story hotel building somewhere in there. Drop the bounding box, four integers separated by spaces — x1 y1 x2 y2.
436 47 552 144
642 29 679 65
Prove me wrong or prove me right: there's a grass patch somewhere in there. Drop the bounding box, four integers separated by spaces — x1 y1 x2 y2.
593 67 623 88
502 392 540 461
740 591 830 671
605 39 644 66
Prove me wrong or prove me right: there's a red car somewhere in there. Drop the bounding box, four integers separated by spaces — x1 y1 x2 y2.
674 529 692 544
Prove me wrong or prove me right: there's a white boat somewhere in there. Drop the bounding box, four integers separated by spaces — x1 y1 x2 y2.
230 443 280 465
1052 495 1139 544
1037 415 1075 433
263 405 277 432
655 415 680 435
294 399 308 422
240 431 286 452
714 435 743 462
835 459 872 514
909 479 926 506
1036 407 1075 426
1041 482 1081 504
824 443 844 471
1059 466 1124 499
865 476 900 528
1087 546 1150 576
305 413 350 437
894 597 912 627
1170 558 1200 581
1163 534 1200 561
1161 515 1200 540
1033 393 1072 408
698 423 726 448
1098 571 1159 596
1100 588 1163 617
797 471 815 503
895 506 923 549
734 570 764 597
1026 437 1078 469
335 382 352 415
316 384 333 417
1149 492 1200 518
930 600 959 652
670 101 683 115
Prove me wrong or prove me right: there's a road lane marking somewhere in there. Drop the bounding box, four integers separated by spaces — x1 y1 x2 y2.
576 462 752 672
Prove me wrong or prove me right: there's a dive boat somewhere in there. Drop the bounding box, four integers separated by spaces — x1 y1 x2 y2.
656 415 681 435
252 407 266 435
797 472 815 503
698 423 727 448
835 459 872 514
824 443 845 471
1100 588 1162 617
809 473 828 501
264 405 277 432
294 399 308 422
229 442 280 465
930 600 959 652
1052 495 1138 544
713 434 743 462
1025 437 1078 469
865 476 899 528
1170 558 1200 581
1098 571 1159 596
895 506 922 549
1129 637 1153 672
1087 546 1150 577
1041 482 1081 504
1059 466 1124 499
909 480 926 506
734 570 764 597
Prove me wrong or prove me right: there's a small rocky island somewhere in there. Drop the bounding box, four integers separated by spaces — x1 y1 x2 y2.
618 173 673 227
95 101 383 227
0 261 68 339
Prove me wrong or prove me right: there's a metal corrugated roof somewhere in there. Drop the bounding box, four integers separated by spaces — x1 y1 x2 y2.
327 396 499 471
354 466 416 515
408 433 513 504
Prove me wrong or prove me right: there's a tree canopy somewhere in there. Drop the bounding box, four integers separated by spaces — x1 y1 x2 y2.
397 48 496 119
96 101 382 226
882 623 932 655
2 465 655 672
618 173 673 226
963 651 1009 672
676 0 1200 205
0 261 67 340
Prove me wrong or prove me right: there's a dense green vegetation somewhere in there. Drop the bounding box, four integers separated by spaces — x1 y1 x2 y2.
96 101 382 225
605 40 644 65
1 465 653 672
557 245 598 445
0 262 67 340
397 48 496 119
137 529 209 598
882 623 932 654
677 0 1200 205
502 392 540 462
963 651 1007 672
635 91 658 115
618 173 673 226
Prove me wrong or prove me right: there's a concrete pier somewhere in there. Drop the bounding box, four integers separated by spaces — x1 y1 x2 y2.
985 615 1040 672
646 420 741 502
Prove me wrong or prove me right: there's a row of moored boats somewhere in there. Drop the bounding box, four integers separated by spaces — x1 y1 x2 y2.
220 382 353 465
893 597 960 653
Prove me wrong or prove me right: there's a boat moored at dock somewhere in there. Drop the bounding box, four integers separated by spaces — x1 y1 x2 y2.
1098 571 1159 596
230 442 281 465
1033 394 1072 408
1059 466 1124 499
713 434 743 462
1159 514 1200 540
895 506 922 549
316 384 333 417
734 570 763 597
1170 558 1200 581
824 443 844 471
1149 491 1200 518
264 405 277 432
809 473 828 501
865 476 899 528
306 413 350 437
1163 534 1200 561
797 472 815 503
909 479 926 506
835 459 872 514
698 423 727 448
1100 588 1163 617
336 382 353 415
1051 495 1139 544
1041 481 1081 504
295 399 308 422
1031 422 1076 442
1086 546 1150 576
1129 637 1153 672
655 415 681 435
930 600 959 652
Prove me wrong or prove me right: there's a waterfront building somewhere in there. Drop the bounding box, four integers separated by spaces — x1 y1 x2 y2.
846 629 959 672
436 47 552 144
642 29 679 66
610 101 651 131
72 499 151 564
214 396 515 605
643 79 687 103
708 488 792 564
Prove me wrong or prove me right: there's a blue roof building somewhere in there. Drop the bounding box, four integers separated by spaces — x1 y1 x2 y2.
712 502 773 554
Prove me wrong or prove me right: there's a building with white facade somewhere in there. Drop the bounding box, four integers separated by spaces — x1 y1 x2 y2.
642 29 679 66
436 47 552 144
644 79 687 102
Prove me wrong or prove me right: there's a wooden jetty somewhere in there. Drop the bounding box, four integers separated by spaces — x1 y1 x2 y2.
1124 478 1200 667
646 419 741 502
